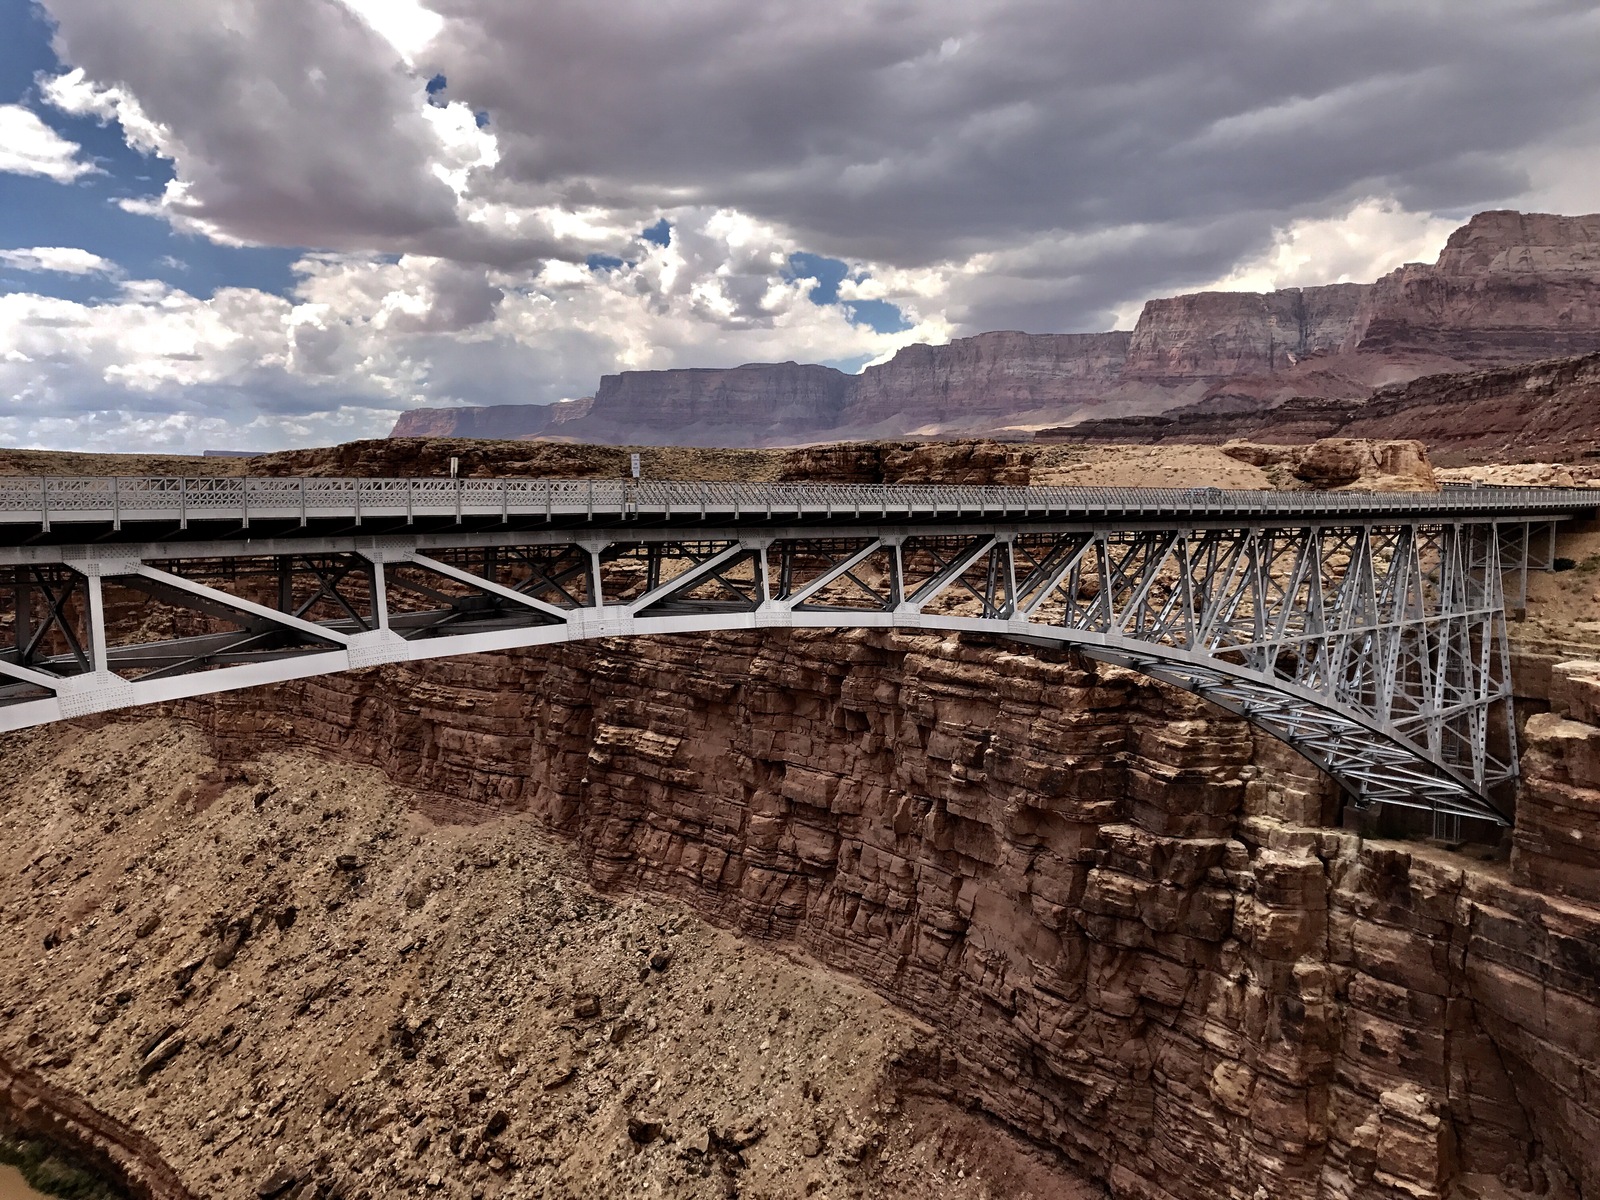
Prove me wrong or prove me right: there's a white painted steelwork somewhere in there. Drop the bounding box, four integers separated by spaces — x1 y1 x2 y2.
0 476 1591 828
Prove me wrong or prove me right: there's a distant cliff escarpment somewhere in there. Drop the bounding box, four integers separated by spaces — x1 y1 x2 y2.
1049 351 1600 468
391 209 1600 447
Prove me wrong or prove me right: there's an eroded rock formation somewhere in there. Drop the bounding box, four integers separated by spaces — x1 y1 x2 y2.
1051 351 1600 471
391 398 594 441
840 331 1132 436
113 626 1593 1200
1120 283 1369 382
390 210 1600 446
1358 212 1600 364
0 720 1088 1200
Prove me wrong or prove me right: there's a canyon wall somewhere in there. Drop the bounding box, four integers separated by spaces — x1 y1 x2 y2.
1049 352 1600 469
1120 283 1369 382
1357 212 1600 364
390 397 594 441
575 362 854 447
837 331 1131 436
390 209 1600 446
139 628 1600 1200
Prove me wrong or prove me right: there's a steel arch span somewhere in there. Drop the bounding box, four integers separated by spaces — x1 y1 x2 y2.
0 476 1590 827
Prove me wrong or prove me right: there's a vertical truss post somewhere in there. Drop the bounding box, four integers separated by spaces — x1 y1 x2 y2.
370 560 390 631
588 546 605 609
13 566 31 665
84 573 108 674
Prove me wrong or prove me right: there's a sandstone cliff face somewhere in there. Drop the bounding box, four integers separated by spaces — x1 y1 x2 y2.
389 397 593 441
133 627 1599 1200
578 363 853 447
1221 438 1436 492
839 331 1130 434
1357 212 1600 364
388 210 1600 447
1054 351 1600 471
1122 283 1369 382
0 719 1093 1200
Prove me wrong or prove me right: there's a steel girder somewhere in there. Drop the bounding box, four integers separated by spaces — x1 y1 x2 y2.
0 518 1556 826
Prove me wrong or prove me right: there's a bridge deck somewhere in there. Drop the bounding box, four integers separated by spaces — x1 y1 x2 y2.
0 477 1592 549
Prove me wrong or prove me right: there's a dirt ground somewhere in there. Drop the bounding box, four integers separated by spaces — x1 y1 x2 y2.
0 719 1102 1200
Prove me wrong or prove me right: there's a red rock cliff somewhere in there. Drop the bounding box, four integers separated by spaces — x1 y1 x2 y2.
573 362 853 447
1357 211 1600 363
838 330 1130 434
388 396 593 440
388 209 1600 446
1122 283 1369 382
152 629 1600 1200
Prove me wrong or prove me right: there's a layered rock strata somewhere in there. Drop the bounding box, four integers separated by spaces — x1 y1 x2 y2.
1358 211 1600 363
1515 660 1600 905
1219 439 1436 491
3 441 1598 1198
1119 283 1369 382
389 398 594 441
1049 351 1600 470
128 626 1600 1200
839 331 1133 435
391 210 1600 445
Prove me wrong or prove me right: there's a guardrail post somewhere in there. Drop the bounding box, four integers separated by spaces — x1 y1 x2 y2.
179 477 187 529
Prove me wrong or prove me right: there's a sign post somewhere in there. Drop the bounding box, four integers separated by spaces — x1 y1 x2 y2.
630 453 641 480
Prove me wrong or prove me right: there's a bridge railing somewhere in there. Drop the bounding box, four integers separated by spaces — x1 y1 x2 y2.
0 475 1593 527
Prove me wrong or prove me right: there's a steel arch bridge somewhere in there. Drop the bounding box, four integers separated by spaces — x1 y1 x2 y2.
0 475 1591 827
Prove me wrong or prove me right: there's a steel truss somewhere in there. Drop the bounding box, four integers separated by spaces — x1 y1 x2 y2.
0 490 1581 826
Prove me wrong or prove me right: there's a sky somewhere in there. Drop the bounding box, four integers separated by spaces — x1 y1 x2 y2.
0 0 1597 453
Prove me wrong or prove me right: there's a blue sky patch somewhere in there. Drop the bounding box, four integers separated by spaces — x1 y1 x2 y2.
843 298 911 334
0 0 300 301
640 218 671 247
785 251 909 333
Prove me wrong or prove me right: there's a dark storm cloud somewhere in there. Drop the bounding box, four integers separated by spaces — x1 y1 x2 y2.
424 0 1600 328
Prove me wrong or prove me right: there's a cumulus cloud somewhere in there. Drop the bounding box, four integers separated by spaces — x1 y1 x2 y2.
36 1 1600 321
0 103 96 183
0 246 120 276
336 0 444 66
39 0 518 258
0 210 936 452
1199 198 1463 295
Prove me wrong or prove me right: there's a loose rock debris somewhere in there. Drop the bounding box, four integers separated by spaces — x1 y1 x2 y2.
0 719 1094 1200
